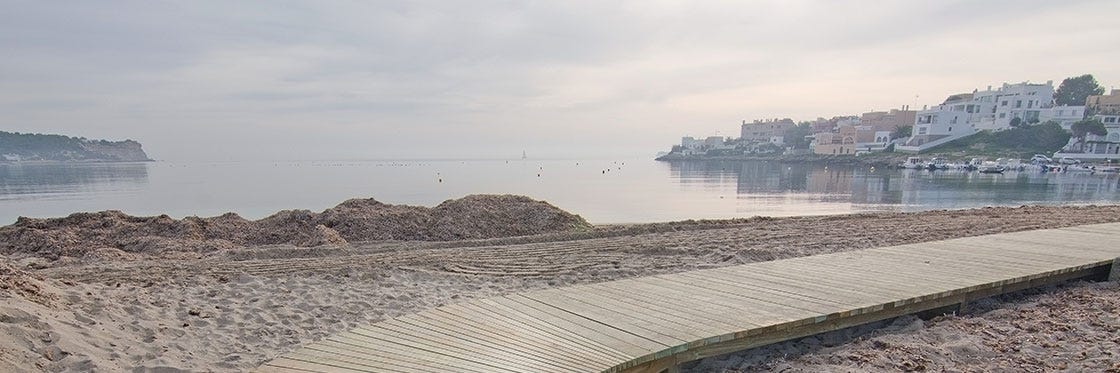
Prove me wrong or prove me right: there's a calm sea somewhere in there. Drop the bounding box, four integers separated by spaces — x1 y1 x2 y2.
1 159 1119 225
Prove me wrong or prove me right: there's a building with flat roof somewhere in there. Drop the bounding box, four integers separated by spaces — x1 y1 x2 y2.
740 118 795 142
900 80 1085 152
860 108 916 132
1086 89 1120 115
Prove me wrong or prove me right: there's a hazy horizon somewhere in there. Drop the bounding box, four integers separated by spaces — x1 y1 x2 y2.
3 0 1119 161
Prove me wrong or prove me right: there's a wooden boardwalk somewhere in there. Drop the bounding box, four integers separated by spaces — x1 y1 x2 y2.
259 223 1120 373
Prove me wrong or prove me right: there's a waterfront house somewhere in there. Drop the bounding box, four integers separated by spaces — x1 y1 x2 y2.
811 125 891 155
1086 89 1120 115
741 118 795 142
860 108 916 132
1054 114 1120 160
679 136 734 156
1039 105 1088 130
899 80 1086 152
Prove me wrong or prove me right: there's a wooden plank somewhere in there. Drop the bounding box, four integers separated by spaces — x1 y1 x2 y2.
256 363 318 373
347 323 544 372
530 288 713 341
260 223 1120 373
870 243 1082 273
326 332 517 373
668 271 867 308
574 283 751 332
296 344 446 373
462 300 634 362
894 242 1111 274
927 235 1120 258
684 268 898 307
264 356 373 373
735 259 950 298
427 303 615 371
363 316 567 373
501 295 668 354
964 238 1120 259
282 351 396 373
478 297 653 358
595 277 826 325
312 339 495 373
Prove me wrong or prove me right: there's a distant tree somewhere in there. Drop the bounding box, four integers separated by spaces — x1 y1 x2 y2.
1010 117 1022 127
893 125 912 140
756 142 784 154
1070 118 1107 139
783 122 813 149
1055 74 1105 106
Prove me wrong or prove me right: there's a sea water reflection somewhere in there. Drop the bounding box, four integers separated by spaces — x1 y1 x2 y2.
668 160 1120 213
0 159 1118 225
0 162 149 201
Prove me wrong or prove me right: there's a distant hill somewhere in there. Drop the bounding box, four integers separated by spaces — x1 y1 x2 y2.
0 131 151 162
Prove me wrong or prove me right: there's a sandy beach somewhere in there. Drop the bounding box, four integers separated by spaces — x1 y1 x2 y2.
3 200 1120 372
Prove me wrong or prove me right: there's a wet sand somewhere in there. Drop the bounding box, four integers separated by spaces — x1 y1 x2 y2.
2 204 1120 372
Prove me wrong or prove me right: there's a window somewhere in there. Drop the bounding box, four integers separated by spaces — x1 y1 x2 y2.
1015 100 1022 108
1001 101 1008 106
1027 101 1033 109
949 127 953 132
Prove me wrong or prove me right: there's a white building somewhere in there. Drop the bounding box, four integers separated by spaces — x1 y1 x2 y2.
901 80 1085 152
900 93 982 151
678 136 733 155
1039 105 1087 130
1097 113 1120 126
987 81 1055 129
1054 114 1120 160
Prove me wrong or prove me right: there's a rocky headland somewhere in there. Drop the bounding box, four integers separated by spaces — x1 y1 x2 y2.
0 131 151 162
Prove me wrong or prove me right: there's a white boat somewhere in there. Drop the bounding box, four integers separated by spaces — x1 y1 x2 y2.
978 161 1005 173
900 157 924 169
964 158 984 171
1063 164 1095 173
925 157 948 170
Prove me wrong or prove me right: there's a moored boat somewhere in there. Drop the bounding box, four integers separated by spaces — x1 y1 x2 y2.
900 157 924 169
978 161 1005 173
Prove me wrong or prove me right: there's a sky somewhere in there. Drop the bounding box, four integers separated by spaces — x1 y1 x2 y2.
2 0 1118 161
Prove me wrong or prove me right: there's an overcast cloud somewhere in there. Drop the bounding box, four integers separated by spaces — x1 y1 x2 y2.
2 0 1118 160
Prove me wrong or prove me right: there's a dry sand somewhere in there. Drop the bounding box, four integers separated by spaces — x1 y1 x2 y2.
2 202 1120 372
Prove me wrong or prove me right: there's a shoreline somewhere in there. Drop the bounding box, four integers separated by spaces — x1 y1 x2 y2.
3 204 1120 371
655 153 913 167
0 159 154 165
